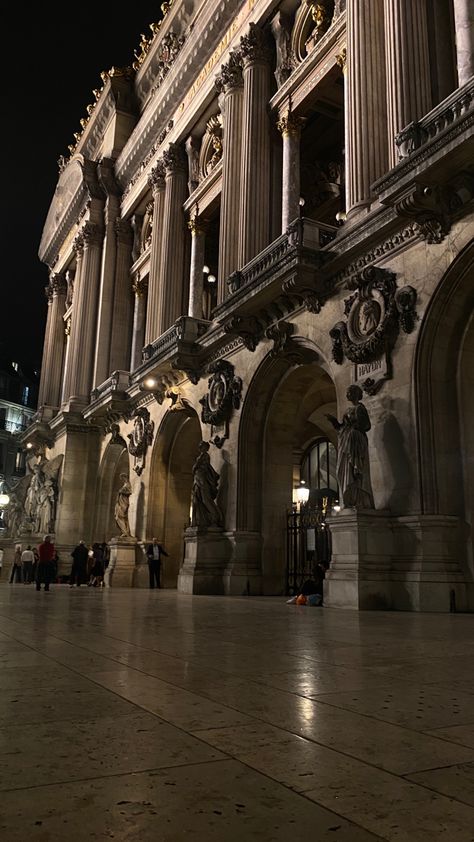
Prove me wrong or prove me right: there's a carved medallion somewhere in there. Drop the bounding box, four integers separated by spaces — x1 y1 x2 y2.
127 407 154 475
329 267 418 394
199 360 243 447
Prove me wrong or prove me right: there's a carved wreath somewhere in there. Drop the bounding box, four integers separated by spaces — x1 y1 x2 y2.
329 267 417 365
127 407 154 459
199 360 243 427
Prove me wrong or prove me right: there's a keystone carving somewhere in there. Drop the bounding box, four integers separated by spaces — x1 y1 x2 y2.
223 315 263 352
199 360 243 448
127 406 154 476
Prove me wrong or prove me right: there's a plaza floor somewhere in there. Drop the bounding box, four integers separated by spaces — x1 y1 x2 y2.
0 583 474 841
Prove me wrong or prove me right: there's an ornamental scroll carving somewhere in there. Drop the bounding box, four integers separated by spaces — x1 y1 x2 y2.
199 360 243 448
127 406 154 475
329 267 418 394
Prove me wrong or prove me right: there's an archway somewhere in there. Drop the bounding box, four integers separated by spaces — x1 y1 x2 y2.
415 240 474 580
147 408 202 587
94 441 129 542
238 341 337 594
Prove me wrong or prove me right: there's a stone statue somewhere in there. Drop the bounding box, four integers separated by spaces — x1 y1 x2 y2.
190 441 222 528
36 479 55 535
24 465 42 521
5 493 23 538
114 473 132 536
326 385 375 509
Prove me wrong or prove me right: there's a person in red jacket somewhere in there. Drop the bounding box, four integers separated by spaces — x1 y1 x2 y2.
36 535 56 592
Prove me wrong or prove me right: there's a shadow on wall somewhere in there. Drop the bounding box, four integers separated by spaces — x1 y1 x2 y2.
217 449 231 528
378 397 414 512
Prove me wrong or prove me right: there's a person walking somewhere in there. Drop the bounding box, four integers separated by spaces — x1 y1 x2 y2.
146 538 169 589
9 544 23 583
69 540 88 587
21 545 35 584
36 535 56 592
89 543 105 587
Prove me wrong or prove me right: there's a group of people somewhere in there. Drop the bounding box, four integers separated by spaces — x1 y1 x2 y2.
70 541 109 587
8 536 58 591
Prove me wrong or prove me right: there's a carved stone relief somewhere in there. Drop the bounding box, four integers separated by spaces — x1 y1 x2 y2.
199 360 243 448
127 406 154 475
329 267 418 394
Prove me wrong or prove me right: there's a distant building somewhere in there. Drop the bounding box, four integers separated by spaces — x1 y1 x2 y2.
27 0 474 609
0 359 38 492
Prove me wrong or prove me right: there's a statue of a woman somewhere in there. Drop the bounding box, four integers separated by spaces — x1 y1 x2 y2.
36 480 55 535
327 385 375 509
114 473 132 536
190 441 222 528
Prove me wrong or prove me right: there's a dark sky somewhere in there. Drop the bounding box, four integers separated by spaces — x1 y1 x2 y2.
3 7 163 371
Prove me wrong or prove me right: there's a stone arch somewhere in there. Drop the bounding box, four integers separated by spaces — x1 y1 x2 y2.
414 240 474 574
237 338 337 593
147 407 202 587
94 441 129 542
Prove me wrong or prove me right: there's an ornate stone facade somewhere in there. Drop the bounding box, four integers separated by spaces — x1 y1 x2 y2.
17 0 474 611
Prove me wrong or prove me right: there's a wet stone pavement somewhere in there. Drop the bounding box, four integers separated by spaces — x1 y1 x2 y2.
0 582 474 841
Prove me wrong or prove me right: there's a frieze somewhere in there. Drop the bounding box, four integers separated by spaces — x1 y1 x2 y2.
331 224 417 288
127 406 154 476
329 267 418 393
199 360 243 448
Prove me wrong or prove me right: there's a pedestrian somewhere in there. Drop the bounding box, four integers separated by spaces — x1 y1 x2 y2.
89 543 105 587
145 538 169 589
9 544 23 583
69 540 88 587
36 535 56 592
21 545 35 584
32 547 39 581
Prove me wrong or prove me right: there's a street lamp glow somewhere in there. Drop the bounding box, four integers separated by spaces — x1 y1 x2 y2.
0 493 10 507
207 274 216 284
144 377 157 389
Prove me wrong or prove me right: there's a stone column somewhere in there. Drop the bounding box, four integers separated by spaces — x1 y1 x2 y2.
187 213 206 318
277 111 305 231
216 52 244 302
145 161 166 344
60 318 72 405
384 0 432 167
453 0 474 86
93 196 120 388
109 219 134 373
38 273 67 407
61 236 84 403
44 274 67 407
68 222 104 403
238 24 272 266
130 274 148 371
158 144 188 332
346 0 388 216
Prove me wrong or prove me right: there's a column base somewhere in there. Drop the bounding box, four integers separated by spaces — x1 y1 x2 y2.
178 527 231 594
325 511 474 612
222 531 263 596
105 537 140 588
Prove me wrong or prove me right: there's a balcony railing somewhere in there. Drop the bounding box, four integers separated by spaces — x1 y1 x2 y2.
395 78 474 159
0 419 27 433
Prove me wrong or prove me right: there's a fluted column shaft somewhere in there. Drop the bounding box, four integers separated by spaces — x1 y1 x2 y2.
238 24 272 266
158 144 188 332
38 287 54 408
346 0 388 214
130 276 148 371
216 53 244 301
68 223 103 402
145 162 166 343
44 276 67 407
93 196 120 388
453 0 474 86
384 0 432 166
109 219 134 372
277 113 305 231
188 217 206 318
61 241 84 403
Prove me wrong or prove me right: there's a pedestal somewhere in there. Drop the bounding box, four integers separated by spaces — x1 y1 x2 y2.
178 527 231 594
325 509 393 609
222 531 263 596
105 537 140 588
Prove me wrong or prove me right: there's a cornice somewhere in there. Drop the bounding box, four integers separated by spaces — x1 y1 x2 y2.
116 0 259 207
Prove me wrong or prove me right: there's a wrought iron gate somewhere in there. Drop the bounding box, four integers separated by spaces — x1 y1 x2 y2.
286 503 332 595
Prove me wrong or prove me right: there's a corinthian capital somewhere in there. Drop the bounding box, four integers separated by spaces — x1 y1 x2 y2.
148 159 166 193
49 272 67 296
215 50 243 93
276 112 306 136
163 143 187 174
73 232 84 256
81 221 103 248
240 23 272 66
132 273 148 297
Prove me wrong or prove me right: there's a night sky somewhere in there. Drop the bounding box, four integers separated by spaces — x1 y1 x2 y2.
3 7 164 371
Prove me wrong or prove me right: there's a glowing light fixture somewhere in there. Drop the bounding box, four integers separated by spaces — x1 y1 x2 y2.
144 377 158 389
207 274 216 284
